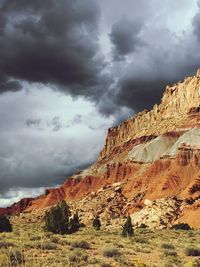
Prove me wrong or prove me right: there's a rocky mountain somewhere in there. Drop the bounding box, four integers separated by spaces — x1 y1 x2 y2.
2 69 200 229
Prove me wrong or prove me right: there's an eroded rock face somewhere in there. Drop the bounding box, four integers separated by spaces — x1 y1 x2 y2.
130 197 183 229
3 69 200 229
0 198 33 216
99 71 200 160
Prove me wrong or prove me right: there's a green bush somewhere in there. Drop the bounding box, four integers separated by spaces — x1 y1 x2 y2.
71 240 90 249
44 200 71 234
172 223 191 230
68 249 88 264
41 242 58 250
92 215 101 230
122 216 134 237
103 246 120 258
0 216 12 233
185 247 200 257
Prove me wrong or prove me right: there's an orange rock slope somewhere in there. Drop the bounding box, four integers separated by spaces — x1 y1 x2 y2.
3 69 200 228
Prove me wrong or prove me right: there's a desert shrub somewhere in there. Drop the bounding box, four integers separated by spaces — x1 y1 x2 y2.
122 216 134 237
163 250 177 257
185 247 200 257
79 222 86 228
30 235 41 241
68 249 88 265
41 242 58 250
71 240 90 249
9 250 25 266
50 236 60 243
44 200 71 234
58 239 71 246
172 223 191 230
139 223 148 228
134 237 149 244
103 246 120 258
0 241 14 248
0 216 12 233
161 243 175 250
135 247 151 254
92 215 101 230
34 242 57 250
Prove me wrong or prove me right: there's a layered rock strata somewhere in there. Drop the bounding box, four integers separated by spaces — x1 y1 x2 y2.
2 69 200 228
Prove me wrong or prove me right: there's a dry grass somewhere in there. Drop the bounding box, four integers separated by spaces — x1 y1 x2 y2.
0 222 199 266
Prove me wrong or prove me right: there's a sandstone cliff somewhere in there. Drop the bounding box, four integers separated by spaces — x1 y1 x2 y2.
3 69 200 229
100 71 200 160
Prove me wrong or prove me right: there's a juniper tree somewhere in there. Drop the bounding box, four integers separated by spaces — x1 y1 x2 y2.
69 211 80 233
0 216 12 232
92 215 101 230
122 216 134 237
44 200 71 234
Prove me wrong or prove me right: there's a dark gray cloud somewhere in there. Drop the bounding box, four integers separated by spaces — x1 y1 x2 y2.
1 0 199 116
110 17 144 60
115 67 198 112
0 0 106 98
111 17 200 112
0 132 96 195
0 0 200 206
193 0 200 41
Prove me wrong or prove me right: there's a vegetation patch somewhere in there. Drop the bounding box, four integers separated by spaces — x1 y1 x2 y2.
161 243 175 250
172 223 191 230
0 241 14 248
71 240 90 249
68 249 88 266
103 246 120 258
0 217 12 233
185 247 200 257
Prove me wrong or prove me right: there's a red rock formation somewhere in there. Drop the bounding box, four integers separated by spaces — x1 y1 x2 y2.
3 69 200 228
0 198 33 216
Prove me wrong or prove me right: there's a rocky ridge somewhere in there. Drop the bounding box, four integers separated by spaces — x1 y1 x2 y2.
100 70 200 160
2 69 200 229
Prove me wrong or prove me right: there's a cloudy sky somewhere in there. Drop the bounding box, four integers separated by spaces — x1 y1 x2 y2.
0 0 200 207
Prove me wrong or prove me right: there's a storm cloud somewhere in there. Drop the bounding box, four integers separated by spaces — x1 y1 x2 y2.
110 17 144 61
0 0 106 98
0 0 199 114
0 0 200 205
108 2 200 112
